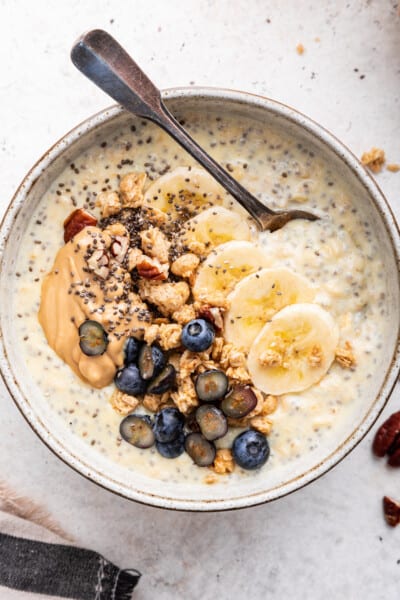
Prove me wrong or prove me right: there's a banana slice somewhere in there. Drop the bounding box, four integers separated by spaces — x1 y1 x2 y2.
224 268 316 350
181 206 253 250
143 166 226 218
247 303 339 395
193 241 270 300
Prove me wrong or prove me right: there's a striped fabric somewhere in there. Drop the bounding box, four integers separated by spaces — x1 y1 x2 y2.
0 510 140 599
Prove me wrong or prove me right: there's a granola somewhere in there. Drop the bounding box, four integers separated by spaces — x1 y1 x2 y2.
335 341 356 368
361 147 385 173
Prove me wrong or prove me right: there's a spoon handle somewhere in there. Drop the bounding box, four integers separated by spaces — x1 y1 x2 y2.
71 30 275 225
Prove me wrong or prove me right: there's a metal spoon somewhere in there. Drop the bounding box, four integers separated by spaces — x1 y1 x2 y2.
71 29 318 232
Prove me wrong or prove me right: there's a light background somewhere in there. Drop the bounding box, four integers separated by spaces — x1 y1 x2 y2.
1 1 399 598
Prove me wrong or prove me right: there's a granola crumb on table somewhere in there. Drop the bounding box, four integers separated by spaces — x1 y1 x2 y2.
361 147 385 173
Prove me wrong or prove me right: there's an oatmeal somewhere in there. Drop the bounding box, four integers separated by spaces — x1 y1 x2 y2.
11 109 389 486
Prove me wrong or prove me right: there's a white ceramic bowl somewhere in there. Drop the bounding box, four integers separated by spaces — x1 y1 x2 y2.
1 88 399 511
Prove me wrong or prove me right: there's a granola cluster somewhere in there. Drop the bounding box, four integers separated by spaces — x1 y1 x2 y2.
69 171 279 473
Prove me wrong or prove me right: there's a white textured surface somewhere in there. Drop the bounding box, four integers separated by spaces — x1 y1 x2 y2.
1 1 400 598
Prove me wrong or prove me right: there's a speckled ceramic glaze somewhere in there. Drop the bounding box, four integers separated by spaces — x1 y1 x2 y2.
0 88 399 511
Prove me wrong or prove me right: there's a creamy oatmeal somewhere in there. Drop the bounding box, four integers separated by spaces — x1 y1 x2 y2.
11 109 389 485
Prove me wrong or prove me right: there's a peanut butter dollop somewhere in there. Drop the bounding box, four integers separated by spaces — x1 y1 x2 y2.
38 226 150 388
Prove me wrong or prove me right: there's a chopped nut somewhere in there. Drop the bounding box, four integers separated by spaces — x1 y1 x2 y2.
136 255 169 281
96 191 121 218
387 164 400 173
212 448 235 475
140 227 170 264
361 147 385 173
87 249 110 279
139 280 190 316
373 411 400 457
109 389 139 415
296 43 305 55
110 235 129 263
308 344 323 367
199 306 224 331
119 172 147 207
127 247 144 271
383 496 400 527
388 446 400 467
250 415 273 435
335 341 356 368
171 253 200 279
259 349 283 368
172 304 197 325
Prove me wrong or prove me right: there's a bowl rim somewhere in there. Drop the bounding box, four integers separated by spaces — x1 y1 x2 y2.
1 86 399 511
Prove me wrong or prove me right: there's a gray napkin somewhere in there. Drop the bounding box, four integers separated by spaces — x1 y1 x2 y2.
0 484 140 599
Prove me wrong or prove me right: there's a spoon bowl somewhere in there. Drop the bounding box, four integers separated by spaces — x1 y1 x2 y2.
71 29 318 231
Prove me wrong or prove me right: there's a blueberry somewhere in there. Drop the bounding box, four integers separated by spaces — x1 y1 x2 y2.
147 364 176 394
138 344 166 380
120 414 155 449
153 407 184 443
195 369 229 402
195 404 228 441
124 337 141 365
221 385 257 419
185 433 216 467
114 364 147 396
156 431 185 459
78 320 108 356
181 319 215 352
232 429 270 470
